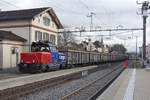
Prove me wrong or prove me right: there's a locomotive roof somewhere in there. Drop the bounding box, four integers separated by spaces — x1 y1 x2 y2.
31 41 56 47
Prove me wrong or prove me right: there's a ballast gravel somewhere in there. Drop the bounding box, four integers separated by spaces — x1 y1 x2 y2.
17 63 122 100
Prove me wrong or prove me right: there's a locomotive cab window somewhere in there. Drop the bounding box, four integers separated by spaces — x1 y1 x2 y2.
50 46 58 52
41 47 50 52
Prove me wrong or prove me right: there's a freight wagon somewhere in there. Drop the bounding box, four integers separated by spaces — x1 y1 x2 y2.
61 50 128 68
18 41 128 73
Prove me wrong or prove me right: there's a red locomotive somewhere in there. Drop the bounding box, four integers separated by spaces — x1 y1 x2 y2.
18 41 66 73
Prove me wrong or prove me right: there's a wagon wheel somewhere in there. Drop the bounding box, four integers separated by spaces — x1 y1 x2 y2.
41 65 48 72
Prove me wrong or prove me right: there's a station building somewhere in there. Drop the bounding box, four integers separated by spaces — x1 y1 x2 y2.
0 7 63 69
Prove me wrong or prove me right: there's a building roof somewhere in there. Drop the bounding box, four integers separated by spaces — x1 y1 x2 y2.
0 7 63 29
0 30 27 42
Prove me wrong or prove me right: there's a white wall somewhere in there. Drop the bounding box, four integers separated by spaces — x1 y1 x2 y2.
0 20 30 51
0 20 29 27
0 11 60 52
31 27 58 45
31 12 59 45
0 40 24 69
0 43 2 69
32 12 58 32
0 27 30 42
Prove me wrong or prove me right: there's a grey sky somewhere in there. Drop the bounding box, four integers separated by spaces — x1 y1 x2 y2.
1 0 150 52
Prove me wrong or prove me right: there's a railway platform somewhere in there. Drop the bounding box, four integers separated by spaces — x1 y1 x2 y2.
0 65 104 100
0 65 98 90
97 68 150 100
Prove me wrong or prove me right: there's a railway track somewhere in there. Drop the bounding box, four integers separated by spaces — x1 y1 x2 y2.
15 62 124 100
0 64 103 100
60 64 124 100
0 62 125 100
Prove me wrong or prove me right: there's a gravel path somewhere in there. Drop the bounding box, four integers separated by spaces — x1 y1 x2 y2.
17 62 122 100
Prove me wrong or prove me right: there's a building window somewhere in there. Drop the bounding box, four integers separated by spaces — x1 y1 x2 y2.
46 33 50 41
50 34 56 45
43 17 50 26
43 33 49 41
35 31 42 41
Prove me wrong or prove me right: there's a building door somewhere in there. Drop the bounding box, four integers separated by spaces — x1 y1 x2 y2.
11 47 18 67
11 54 17 67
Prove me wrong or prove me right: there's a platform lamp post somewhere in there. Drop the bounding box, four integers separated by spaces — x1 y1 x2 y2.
135 36 138 60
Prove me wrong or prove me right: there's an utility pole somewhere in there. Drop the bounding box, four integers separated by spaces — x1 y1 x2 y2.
136 36 138 60
101 35 104 45
87 12 95 31
137 1 150 67
142 1 148 63
101 35 104 53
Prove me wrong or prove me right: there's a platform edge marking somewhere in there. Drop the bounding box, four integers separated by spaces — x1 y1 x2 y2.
123 69 136 100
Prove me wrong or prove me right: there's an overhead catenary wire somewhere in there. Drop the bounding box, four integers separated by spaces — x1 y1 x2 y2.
59 28 143 33
0 0 21 9
2 0 141 39
66 28 142 38
44 0 113 29
77 0 109 27
44 0 89 27
44 0 85 15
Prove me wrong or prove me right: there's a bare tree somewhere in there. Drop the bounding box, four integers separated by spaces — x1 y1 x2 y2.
63 31 75 47
58 25 75 50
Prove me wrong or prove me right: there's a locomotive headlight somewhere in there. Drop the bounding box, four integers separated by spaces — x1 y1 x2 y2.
33 60 35 63
21 60 23 63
